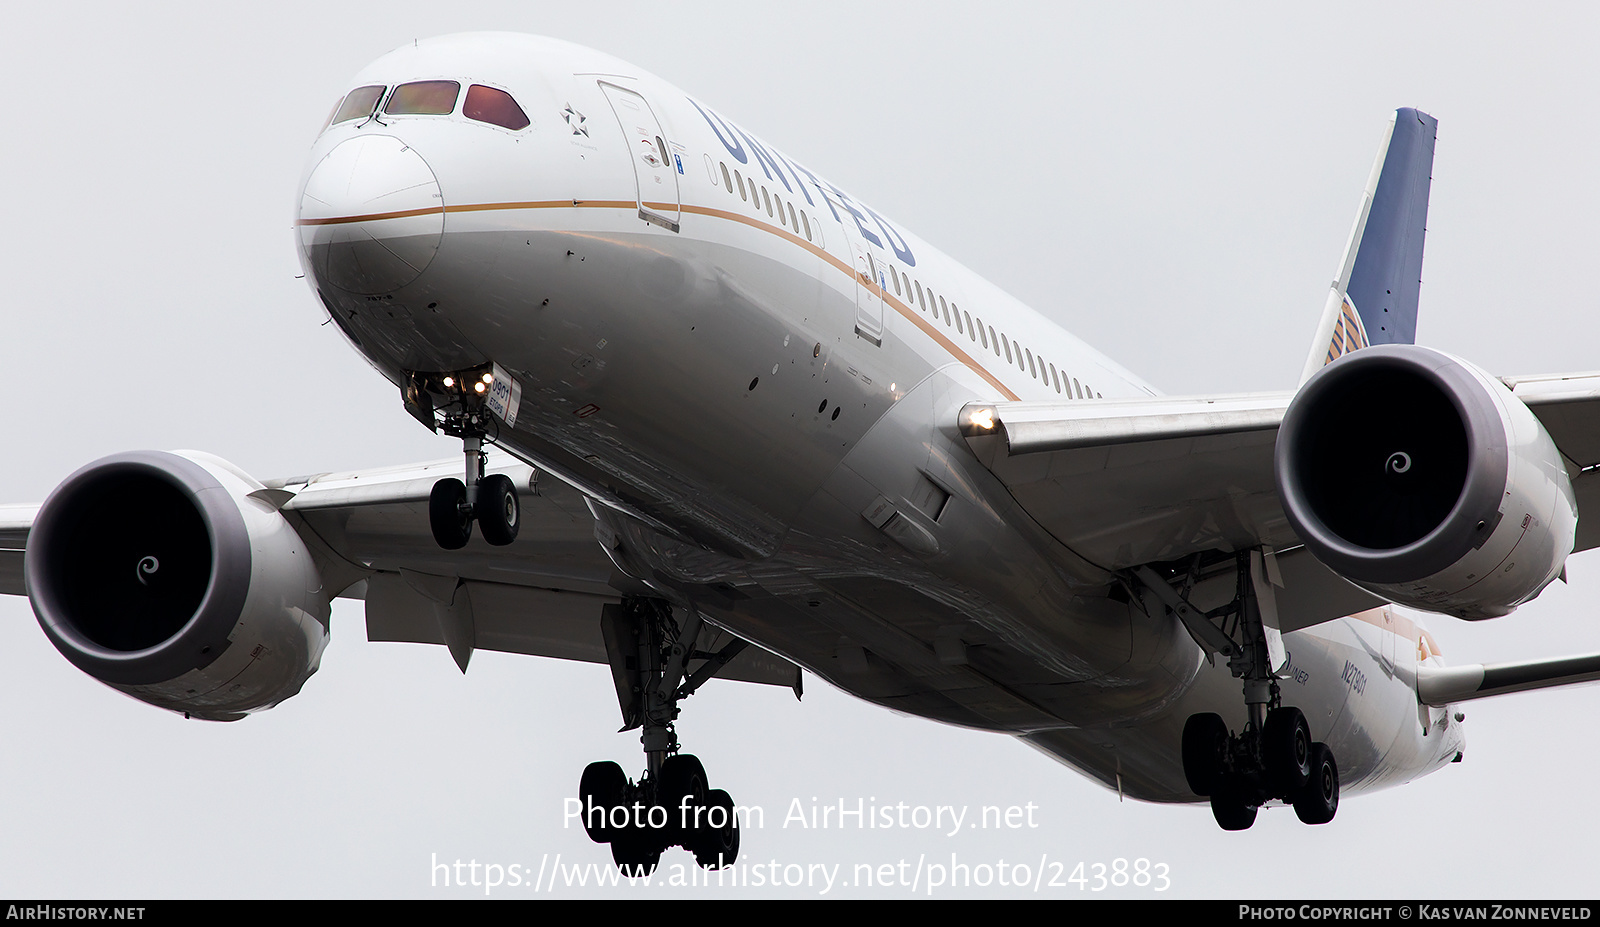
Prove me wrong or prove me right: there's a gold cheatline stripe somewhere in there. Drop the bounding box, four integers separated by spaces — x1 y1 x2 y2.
296 205 446 226
295 197 1022 400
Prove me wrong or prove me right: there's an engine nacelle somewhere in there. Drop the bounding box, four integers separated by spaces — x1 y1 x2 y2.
25 450 331 720
1276 345 1576 619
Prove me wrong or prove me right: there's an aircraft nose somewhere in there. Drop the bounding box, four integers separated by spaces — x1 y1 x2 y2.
297 135 444 295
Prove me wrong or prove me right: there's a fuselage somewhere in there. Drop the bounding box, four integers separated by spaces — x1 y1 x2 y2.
296 33 1463 804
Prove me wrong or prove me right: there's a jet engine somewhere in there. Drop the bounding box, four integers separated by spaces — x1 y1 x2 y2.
25 450 331 720
1276 345 1576 619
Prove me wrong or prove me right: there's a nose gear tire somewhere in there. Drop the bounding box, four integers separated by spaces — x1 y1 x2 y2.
428 478 472 550
476 473 520 546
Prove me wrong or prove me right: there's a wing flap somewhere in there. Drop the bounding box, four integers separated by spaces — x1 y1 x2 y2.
364 570 800 690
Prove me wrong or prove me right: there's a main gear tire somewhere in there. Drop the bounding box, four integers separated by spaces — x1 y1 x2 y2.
578 761 627 843
1182 712 1229 797
1293 742 1340 825
1263 706 1313 798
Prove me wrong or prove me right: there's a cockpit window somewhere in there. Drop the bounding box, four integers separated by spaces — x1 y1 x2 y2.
384 80 461 116
331 85 386 125
464 85 530 131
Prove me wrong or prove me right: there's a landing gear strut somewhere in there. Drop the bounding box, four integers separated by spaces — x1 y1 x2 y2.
1137 550 1341 830
405 367 521 550
578 597 747 875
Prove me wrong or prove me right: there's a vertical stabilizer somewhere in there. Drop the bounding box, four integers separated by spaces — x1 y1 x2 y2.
1299 108 1438 383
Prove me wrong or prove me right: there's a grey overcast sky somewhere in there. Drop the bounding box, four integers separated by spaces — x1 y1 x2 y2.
2 2 1599 899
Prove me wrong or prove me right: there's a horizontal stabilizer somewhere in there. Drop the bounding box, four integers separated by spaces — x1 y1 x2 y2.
1417 652 1600 706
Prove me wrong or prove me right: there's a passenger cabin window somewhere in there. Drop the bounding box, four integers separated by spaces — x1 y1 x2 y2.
332 85 386 124
386 80 461 115
464 85 529 130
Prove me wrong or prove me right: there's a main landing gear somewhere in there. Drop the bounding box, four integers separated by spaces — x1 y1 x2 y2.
404 367 521 551
579 597 748 875
1136 550 1340 830
1182 705 1338 829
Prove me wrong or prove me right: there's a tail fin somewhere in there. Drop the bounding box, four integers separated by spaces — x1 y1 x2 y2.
1299 108 1438 383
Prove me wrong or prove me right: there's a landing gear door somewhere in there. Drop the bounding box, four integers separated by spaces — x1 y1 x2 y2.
598 82 681 232
820 187 883 346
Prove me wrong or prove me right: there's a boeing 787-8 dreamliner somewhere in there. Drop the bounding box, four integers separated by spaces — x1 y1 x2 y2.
4 18 1599 894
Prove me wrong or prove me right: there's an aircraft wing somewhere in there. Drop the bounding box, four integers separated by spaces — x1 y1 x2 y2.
0 504 35 597
959 392 1295 570
2 455 800 692
959 377 1600 631
1505 372 1600 552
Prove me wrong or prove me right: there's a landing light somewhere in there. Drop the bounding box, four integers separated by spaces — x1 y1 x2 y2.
969 409 996 431
442 376 455 388
474 381 487 394
482 372 494 384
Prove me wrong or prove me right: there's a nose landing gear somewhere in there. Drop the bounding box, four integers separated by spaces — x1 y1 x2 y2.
426 436 520 549
404 366 522 550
